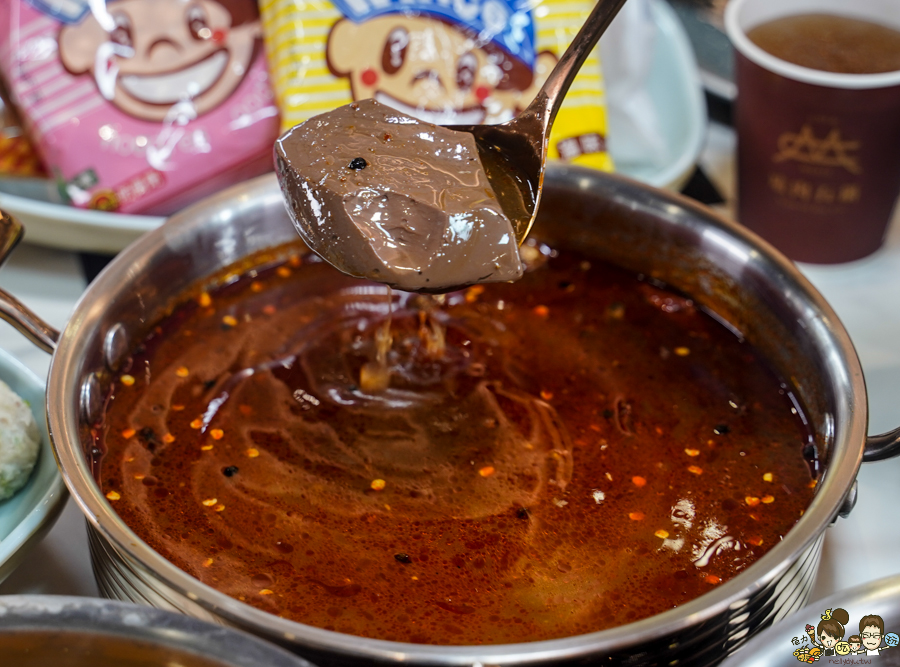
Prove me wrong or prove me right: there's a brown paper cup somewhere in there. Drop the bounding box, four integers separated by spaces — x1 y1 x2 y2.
725 0 900 264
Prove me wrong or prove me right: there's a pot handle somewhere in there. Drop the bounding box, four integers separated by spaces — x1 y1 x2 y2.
863 427 900 463
0 210 60 354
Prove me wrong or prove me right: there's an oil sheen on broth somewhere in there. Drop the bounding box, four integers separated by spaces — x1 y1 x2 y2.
747 13 900 74
96 243 817 645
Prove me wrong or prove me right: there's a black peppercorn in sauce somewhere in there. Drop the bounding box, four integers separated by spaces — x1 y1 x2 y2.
97 242 817 645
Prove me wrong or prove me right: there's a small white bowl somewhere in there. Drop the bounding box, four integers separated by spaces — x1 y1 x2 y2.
0 348 67 583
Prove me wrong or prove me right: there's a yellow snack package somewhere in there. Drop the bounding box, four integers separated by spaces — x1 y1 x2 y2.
260 0 613 171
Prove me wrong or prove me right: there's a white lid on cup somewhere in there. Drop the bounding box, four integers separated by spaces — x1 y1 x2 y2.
725 0 900 89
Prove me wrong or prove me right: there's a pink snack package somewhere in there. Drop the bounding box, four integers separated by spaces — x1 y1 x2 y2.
0 0 280 215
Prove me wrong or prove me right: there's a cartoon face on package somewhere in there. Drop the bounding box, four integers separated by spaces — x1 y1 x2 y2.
0 0 280 214
261 0 614 172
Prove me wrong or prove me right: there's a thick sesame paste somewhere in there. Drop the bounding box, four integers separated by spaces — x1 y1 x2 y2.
98 243 816 645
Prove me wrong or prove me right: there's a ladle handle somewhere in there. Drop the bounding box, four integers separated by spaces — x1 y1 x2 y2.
0 210 60 354
863 427 900 462
528 0 629 134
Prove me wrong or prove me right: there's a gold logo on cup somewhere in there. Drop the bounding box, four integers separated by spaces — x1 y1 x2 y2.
773 125 861 174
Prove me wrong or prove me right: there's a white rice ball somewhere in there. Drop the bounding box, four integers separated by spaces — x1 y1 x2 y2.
0 379 40 501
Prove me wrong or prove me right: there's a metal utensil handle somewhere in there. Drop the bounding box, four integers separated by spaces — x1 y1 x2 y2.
531 0 629 133
0 210 60 353
863 427 900 462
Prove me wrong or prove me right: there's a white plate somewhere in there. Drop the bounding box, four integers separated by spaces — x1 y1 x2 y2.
0 349 68 584
0 0 705 254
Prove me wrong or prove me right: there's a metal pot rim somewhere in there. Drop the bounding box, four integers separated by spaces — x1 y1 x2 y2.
46 167 867 663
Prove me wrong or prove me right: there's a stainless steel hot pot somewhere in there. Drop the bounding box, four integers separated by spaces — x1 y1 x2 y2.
1 166 899 667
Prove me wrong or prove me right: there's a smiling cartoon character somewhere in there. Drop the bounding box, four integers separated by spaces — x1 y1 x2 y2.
58 0 261 122
325 0 556 125
806 608 849 657
859 614 894 656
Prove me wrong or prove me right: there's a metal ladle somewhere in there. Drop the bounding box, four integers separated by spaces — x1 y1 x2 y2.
452 0 630 243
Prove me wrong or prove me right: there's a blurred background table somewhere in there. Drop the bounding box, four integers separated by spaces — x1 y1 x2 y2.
1 117 899 629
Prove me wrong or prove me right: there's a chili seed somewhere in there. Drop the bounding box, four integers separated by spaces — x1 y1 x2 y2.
688 465 703 475
203 558 214 567
370 479 386 491
674 347 690 356
246 448 260 458
210 429 224 440
655 529 669 539
632 476 646 488
762 495 775 504
705 574 721 584
629 512 644 521
176 366 189 378
479 466 495 477
106 491 121 501
120 374 135 386
763 472 774 482
122 428 136 439
745 496 761 506
202 498 217 506
348 157 367 170
198 292 212 307
685 448 700 457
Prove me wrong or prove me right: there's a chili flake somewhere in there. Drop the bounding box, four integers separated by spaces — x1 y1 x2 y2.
762 495 775 504
190 419 203 429
763 472 774 482
202 498 217 506
745 496 761 507
214 504 225 512
674 347 690 356
629 512 644 521
222 315 238 327
210 429 224 440
705 574 721 584
201 444 214 451
259 589 274 595
748 537 764 546
479 466 495 477
808 479 817 488
122 428 136 439
655 529 669 539
465 285 485 303
106 491 121 501
203 558 214 567
540 390 553 401
120 374 135 386
198 292 212 307
685 448 700 457
533 305 549 317
632 476 647 488
250 281 264 293
246 448 260 458
370 479 386 491
163 433 175 443
277 266 291 278
176 366 189 378
688 465 703 475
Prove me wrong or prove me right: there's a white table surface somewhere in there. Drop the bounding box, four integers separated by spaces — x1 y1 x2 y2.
1 122 899 612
